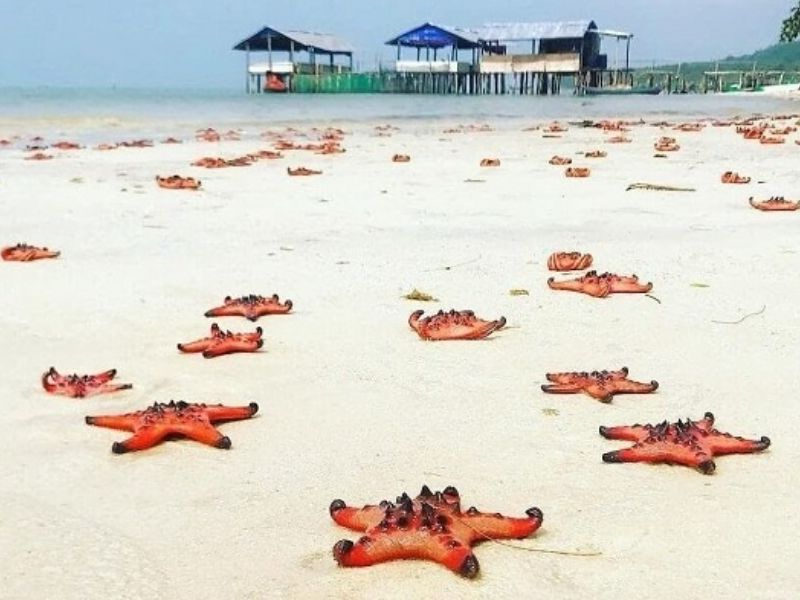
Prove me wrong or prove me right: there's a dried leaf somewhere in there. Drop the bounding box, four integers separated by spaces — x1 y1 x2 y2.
509 289 530 296
403 288 438 302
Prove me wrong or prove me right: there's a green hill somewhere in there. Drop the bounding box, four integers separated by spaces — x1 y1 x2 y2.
636 41 800 89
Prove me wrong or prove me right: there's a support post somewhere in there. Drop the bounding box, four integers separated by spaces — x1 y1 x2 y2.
267 35 273 71
245 43 251 93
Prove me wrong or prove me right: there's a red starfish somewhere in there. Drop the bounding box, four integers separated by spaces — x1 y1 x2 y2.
547 271 652 298
541 367 658 403
749 197 799 212
177 323 263 358
330 485 542 578
408 309 506 341
41 367 132 398
547 251 593 271
600 412 771 474
1 243 60 262
204 294 292 321
85 400 259 454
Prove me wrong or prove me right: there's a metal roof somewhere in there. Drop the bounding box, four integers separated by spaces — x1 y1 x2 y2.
474 20 598 42
385 22 481 49
233 26 354 55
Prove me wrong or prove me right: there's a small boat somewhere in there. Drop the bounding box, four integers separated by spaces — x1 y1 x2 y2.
583 85 662 96
264 73 288 93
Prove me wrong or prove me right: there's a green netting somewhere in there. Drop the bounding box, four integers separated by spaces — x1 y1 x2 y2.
292 73 389 93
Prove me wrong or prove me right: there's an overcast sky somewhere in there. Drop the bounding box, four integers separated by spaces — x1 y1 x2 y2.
0 0 795 88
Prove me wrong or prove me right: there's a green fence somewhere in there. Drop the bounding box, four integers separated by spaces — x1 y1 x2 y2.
292 73 390 93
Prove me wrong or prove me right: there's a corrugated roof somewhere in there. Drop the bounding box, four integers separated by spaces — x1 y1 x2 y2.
233 26 353 54
385 22 481 49
474 20 597 42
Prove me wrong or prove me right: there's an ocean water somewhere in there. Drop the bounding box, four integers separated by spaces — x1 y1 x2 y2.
0 86 797 136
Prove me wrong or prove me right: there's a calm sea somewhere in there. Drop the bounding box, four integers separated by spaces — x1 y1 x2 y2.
0 86 797 137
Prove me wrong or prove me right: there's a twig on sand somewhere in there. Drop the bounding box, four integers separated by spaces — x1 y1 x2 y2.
457 518 601 557
626 183 696 192
426 255 482 272
645 294 662 304
712 305 766 325
464 178 486 183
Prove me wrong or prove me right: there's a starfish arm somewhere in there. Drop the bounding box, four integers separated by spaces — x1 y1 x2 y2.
704 432 771 456
111 426 171 454
603 440 716 474
90 369 118 385
582 383 615 403
329 502 385 532
459 507 543 543
201 338 263 358
204 305 244 318
408 310 425 336
91 383 134 396
610 281 653 293
611 379 659 394
332 531 478 578
204 402 259 422
174 421 232 449
545 371 585 384
598 424 652 442
177 338 213 353
541 383 581 394
41 368 60 393
547 278 583 292
85 414 137 431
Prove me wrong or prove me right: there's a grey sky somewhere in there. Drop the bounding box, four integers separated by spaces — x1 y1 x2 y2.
0 0 794 88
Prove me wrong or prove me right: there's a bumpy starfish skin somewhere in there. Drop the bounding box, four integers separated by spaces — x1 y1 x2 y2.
547 271 652 297
204 294 292 321
177 323 263 358
749 197 800 211
41 367 132 398
330 485 543 578
600 412 770 474
547 252 593 271
408 309 506 341
541 367 658 403
86 400 258 454
1 243 60 262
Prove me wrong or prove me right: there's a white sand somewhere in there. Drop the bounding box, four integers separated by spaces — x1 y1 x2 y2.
1 118 799 600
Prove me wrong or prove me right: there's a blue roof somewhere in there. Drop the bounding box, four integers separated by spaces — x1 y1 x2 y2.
385 23 481 49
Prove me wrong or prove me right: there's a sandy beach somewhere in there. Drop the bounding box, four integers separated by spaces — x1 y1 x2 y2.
1 115 799 599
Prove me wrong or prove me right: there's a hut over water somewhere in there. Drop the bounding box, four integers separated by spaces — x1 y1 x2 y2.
470 20 634 92
232 18 634 94
233 26 354 93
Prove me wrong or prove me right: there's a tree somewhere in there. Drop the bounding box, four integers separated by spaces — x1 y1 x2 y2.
782 2 800 41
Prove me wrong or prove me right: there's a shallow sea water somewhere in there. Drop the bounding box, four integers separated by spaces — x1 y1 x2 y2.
0 86 797 137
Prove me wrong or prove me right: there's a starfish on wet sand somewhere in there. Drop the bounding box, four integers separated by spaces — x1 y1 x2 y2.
541 367 658 403
85 400 259 454
409 309 506 341
600 412 770 474
204 294 292 321
330 485 543 578
177 323 263 358
42 367 132 398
